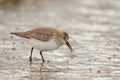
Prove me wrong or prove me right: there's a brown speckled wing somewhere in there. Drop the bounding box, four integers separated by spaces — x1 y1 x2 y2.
28 28 56 42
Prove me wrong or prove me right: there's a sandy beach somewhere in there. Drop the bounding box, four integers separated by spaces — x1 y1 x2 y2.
0 0 120 80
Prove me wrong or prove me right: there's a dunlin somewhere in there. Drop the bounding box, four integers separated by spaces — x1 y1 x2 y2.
11 27 73 63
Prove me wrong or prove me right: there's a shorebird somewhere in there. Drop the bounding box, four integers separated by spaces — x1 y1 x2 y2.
11 27 73 63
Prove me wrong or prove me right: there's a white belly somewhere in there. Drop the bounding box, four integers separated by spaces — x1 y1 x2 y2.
30 38 59 51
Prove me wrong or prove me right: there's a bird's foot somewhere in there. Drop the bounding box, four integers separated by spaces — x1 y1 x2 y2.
41 59 45 63
29 57 32 62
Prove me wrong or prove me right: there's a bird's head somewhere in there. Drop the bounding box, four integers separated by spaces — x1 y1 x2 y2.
60 31 73 52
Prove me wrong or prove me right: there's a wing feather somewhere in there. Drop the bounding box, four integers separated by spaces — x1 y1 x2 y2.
28 28 57 42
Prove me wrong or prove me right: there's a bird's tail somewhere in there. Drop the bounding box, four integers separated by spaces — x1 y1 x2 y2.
10 32 30 38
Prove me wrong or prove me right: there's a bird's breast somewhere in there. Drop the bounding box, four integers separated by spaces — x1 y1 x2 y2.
30 38 60 51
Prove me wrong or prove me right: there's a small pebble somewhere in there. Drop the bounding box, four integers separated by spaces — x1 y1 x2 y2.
11 47 16 50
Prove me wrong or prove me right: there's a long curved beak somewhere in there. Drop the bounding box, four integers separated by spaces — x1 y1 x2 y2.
66 41 73 52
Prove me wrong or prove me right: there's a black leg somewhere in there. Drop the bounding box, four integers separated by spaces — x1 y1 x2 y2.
40 51 45 63
29 47 34 61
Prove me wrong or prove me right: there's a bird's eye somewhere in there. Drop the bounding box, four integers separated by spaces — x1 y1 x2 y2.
63 37 66 39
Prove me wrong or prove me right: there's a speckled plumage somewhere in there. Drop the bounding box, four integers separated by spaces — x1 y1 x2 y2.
11 27 73 62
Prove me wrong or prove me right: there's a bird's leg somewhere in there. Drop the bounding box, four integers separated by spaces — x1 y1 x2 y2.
29 47 34 61
40 51 45 63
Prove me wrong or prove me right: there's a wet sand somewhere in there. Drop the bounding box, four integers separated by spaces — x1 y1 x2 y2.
0 0 120 80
